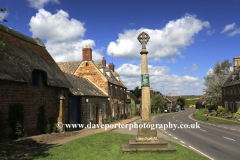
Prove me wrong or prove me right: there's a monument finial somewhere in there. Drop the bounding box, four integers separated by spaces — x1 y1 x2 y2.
137 31 150 53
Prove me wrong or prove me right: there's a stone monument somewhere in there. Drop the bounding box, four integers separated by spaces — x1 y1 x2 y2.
122 32 176 152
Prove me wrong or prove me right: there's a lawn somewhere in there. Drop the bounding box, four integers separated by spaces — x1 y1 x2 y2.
26 132 208 160
193 109 240 125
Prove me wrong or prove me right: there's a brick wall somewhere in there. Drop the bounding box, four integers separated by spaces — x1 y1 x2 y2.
0 72 69 135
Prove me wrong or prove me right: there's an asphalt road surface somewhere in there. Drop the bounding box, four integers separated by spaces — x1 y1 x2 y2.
153 108 240 160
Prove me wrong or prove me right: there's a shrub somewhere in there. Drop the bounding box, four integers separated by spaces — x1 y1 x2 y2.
234 108 240 118
105 115 112 124
37 105 48 134
48 117 57 133
8 103 25 138
217 107 225 115
15 121 26 139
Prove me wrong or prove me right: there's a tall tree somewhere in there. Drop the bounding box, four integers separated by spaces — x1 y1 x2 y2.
130 86 142 99
176 97 186 108
203 59 232 105
0 8 13 66
151 95 164 114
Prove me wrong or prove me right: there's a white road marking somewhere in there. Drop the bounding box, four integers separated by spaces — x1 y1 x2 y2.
230 129 235 130
169 134 172 136
180 141 185 144
223 136 236 141
174 137 178 139
200 129 207 132
224 127 227 129
189 146 214 160
180 122 183 123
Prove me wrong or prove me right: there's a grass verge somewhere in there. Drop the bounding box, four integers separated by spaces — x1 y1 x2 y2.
26 132 208 160
193 109 240 125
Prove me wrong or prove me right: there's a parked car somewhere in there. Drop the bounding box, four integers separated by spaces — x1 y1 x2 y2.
164 109 170 113
181 108 185 110
175 108 179 112
171 108 176 112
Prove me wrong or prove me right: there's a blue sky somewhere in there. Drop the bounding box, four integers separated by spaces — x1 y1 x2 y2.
1 0 240 96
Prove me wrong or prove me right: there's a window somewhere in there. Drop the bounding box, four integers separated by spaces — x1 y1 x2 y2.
117 106 119 114
112 104 114 117
230 89 232 95
116 86 118 98
232 75 234 81
223 89 225 95
236 102 240 111
31 70 38 86
88 104 92 120
103 104 106 118
225 101 228 109
110 84 113 97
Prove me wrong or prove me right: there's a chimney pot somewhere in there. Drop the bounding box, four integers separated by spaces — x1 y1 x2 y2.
102 57 106 67
82 45 92 61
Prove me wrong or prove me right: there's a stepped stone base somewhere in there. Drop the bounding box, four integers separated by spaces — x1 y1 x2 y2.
122 138 176 152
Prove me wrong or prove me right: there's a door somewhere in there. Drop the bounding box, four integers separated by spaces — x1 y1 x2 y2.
96 105 99 124
69 96 81 127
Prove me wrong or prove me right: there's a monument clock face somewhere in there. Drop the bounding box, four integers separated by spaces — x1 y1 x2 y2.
141 74 150 87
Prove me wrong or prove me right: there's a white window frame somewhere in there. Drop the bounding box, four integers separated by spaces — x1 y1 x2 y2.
88 103 92 120
103 104 106 118
225 101 228 109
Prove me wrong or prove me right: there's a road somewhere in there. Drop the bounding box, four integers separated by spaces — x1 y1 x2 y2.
153 108 240 160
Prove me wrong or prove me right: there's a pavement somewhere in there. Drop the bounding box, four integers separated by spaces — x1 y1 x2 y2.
3 116 141 160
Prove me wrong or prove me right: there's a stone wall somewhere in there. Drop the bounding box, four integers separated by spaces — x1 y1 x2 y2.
222 85 240 112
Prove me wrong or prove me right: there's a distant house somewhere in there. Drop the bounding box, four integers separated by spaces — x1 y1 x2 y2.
222 56 240 112
0 25 71 135
64 73 109 125
57 45 128 120
127 92 140 115
196 97 209 109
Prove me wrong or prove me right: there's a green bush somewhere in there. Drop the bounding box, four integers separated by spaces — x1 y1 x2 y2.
37 105 48 134
15 121 26 139
105 115 112 124
8 103 25 138
208 105 217 112
217 107 225 115
234 108 240 118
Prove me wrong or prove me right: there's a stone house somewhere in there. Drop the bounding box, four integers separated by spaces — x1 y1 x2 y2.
222 56 240 112
57 45 128 121
0 25 71 135
64 73 109 126
196 97 208 109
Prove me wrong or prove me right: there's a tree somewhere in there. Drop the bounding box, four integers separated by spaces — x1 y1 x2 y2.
203 59 232 105
130 86 142 99
0 8 13 66
176 97 186 108
151 95 164 114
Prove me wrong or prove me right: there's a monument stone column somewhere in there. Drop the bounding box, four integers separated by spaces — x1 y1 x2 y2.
122 31 176 152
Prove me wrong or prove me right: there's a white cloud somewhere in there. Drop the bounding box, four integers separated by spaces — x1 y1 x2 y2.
221 23 240 37
116 63 170 77
182 63 198 73
227 28 240 37
221 23 235 33
27 0 60 9
0 10 8 20
107 14 210 61
207 68 213 76
206 29 215 35
29 9 103 62
117 63 203 95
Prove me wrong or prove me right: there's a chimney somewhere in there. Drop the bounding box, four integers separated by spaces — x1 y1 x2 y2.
102 57 106 67
150 88 153 95
82 45 92 61
109 63 114 72
233 56 240 71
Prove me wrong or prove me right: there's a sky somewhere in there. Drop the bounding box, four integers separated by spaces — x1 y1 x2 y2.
1 0 240 96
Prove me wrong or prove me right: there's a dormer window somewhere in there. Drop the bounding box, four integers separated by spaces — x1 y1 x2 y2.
31 70 39 86
100 68 105 75
106 71 111 78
